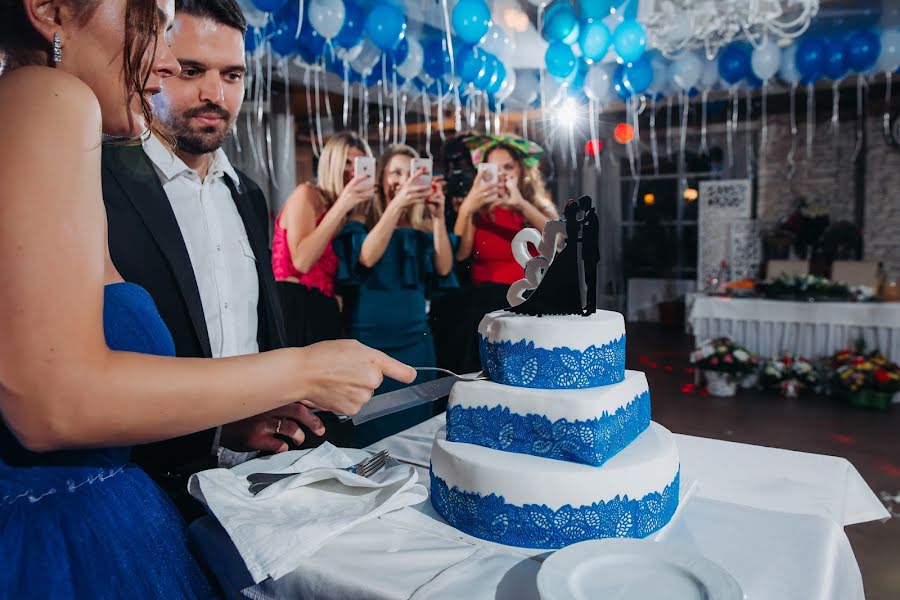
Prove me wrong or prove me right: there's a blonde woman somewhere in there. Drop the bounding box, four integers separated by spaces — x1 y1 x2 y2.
454 134 558 373
273 131 375 345
335 145 457 443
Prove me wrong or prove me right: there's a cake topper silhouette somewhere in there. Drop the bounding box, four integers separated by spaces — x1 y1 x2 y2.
506 195 600 317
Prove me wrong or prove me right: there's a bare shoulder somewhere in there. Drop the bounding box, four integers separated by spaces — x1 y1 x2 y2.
0 66 101 135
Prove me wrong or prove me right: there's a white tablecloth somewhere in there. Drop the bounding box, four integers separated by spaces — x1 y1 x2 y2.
190 415 890 600
689 296 900 362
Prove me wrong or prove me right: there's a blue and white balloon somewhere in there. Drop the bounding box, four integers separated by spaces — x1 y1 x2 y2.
397 36 424 80
308 0 345 40
877 28 900 72
751 38 781 81
778 44 802 84
699 55 720 89
669 50 702 90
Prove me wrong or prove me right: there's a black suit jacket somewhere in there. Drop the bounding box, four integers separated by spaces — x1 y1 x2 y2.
102 144 286 499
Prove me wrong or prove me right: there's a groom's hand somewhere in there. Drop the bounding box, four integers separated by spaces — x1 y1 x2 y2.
220 403 326 453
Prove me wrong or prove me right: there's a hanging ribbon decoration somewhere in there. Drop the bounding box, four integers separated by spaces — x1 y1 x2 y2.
745 89 753 180
264 49 279 190
885 71 893 142
537 3 548 146
281 57 292 174
483 90 491 134
380 59 391 148
245 48 263 168
400 89 408 146
342 59 351 129
391 69 400 144
625 97 638 206
700 90 709 156
437 80 447 142
522 108 528 142
726 87 735 167
589 98 601 173
830 81 840 154
440 0 462 131
851 74 865 163
294 0 305 36
422 90 433 159
680 91 689 191
787 82 797 179
303 68 318 157
805 82 815 160
362 80 370 141
376 83 385 154
650 97 659 174
760 85 768 153
494 101 502 135
320 58 334 135
665 96 673 159
313 65 325 160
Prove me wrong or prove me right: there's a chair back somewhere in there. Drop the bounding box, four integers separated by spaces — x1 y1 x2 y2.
766 259 809 280
831 261 879 287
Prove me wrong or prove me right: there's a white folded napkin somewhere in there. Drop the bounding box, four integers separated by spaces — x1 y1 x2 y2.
188 443 428 583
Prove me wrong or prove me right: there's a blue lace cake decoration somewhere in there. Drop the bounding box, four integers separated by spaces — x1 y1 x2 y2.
430 467 680 549
478 335 626 389
446 390 651 467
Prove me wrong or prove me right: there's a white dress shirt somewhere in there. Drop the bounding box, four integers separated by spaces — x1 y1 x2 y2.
144 134 259 359
144 136 260 467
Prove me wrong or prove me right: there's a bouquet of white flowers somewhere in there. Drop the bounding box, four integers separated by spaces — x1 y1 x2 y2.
760 355 820 398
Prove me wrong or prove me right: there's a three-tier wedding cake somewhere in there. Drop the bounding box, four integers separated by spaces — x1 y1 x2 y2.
429 196 680 549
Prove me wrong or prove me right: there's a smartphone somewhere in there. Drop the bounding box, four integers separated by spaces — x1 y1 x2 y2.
478 162 498 184
410 158 433 186
354 156 375 181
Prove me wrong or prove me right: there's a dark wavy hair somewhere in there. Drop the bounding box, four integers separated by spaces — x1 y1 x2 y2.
176 0 247 35
0 0 163 136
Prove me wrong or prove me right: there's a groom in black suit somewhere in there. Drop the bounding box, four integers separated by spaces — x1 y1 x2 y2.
102 0 322 518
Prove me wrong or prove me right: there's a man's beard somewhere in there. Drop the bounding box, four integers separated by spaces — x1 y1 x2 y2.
170 103 234 155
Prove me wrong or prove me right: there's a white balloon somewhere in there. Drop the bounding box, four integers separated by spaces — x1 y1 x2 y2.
336 41 363 62
350 37 380 75
236 0 268 28
496 68 517 102
877 28 900 73
509 70 539 106
584 62 615 104
646 53 669 95
751 38 781 81
669 50 702 91
778 44 801 84
397 37 424 79
482 23 516 62
308 0 345 40
699 55 719 90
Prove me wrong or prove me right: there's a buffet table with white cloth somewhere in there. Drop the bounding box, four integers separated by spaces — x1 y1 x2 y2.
688 296 900 362
188 414 889 600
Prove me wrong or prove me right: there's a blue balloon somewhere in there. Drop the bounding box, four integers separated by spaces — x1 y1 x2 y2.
298 12 325 63
245 26 261 54
423 39 450 79
623 54 652 93
718 43 751 84
366 4 406 51
845 29 880 73
579 20 612 62
578 0 612 21
795 36 826 83
543 1 579 43
252 0 286 12
823 38 848 80
391 37 409 66
545 41 576 79
452 0 491 45
475 53 499 90
488 61 507 95
268 7 301 57
335 0 365 50
457 45 484 83
744 73 763 89
613 19 646 64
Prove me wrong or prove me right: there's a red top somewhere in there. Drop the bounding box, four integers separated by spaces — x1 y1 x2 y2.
272 209 338 298
471 207 528 285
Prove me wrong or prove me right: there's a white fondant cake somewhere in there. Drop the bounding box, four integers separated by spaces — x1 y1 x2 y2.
430 423 680 548
477 309 627 389
446 371 651 466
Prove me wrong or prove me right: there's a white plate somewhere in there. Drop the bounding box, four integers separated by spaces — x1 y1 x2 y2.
537 539 743 600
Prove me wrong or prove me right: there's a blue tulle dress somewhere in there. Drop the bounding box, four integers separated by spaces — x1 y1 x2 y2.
0 283 216 598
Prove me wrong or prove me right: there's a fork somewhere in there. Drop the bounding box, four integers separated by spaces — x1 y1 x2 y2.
414 367 489 381
247 450 390 495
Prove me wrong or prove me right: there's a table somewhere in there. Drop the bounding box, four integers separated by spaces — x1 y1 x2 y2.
688 296 900 363
190 415 890 600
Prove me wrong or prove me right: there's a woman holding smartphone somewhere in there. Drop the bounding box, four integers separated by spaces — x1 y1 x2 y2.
335 145 457 443
273 132 376 346
454 134 558 373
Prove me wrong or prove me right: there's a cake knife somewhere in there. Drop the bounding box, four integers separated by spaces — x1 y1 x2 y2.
349 375 459 425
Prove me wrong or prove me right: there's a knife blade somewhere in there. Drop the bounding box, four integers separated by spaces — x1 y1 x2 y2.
349 375 458 425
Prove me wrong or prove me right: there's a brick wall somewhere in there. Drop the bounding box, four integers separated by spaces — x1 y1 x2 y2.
756 109 900 277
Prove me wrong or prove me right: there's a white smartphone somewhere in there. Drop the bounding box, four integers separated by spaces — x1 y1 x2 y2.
410 158 433 186
354 156 375 181
478 162 498 184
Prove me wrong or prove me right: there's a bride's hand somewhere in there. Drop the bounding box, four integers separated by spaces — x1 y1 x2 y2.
498 176 527 212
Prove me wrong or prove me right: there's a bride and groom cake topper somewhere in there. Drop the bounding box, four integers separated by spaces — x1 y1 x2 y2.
506 195 600 317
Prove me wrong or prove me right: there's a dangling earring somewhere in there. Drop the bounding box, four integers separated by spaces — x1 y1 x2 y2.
52 32 62 64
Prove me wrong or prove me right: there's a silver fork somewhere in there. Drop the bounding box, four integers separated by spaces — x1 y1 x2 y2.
247 450 389 495
414 367 489 381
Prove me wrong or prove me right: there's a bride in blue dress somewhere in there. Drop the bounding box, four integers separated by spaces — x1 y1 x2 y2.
0 1 415 597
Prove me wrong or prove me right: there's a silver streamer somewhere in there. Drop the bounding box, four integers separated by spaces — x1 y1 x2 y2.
626 98 639 206
650 97 659 173
303 69 318 157
665 96 673 159
805 82 814 160
437 80 446 142
392 69 399 144
726 88 734 167
568 108 577 168
483 90 491 133
294 0 305 36
342 59 350 129
634 96 643 185
264 50 278 188
381 59 391 148
466 89 477 129
589 98 601 172
313 66 325 159
760 85 768 152
680 91 688 189
700 90 709 155
363 84 370 141
376 84 385 154
745 89 753 179
538 4 548 143
320 60 333 135
281 58 291 173
851 74 865 163
400 90 408 145
422 90 433 159
884 71 893 141
787 82 797 179
440 0 462 131
522 109 529 141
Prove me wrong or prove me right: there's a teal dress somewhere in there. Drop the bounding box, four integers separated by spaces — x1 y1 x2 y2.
335 221 458 444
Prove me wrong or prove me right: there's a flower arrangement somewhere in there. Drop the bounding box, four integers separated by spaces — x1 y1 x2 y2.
757 274 850 301
779 198 830 258
830 349 900 410
760 355 820 398
690 338 759 377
